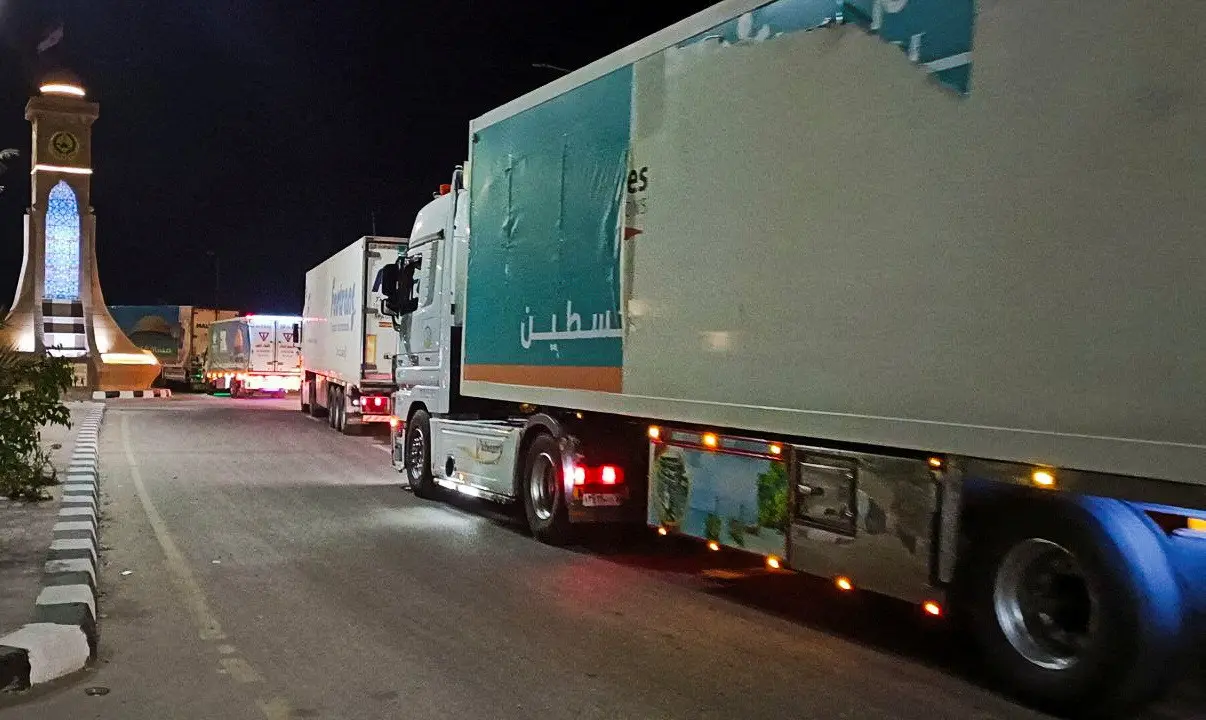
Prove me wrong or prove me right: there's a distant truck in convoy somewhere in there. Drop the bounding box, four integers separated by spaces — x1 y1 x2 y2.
376 1 1206 715
299 236 405 433
204 315 302 397
109 305 240 389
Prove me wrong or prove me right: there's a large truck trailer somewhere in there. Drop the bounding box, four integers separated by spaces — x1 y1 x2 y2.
299 236 406 433
377 1 1206 715
204 315 302 397
109 305 240 389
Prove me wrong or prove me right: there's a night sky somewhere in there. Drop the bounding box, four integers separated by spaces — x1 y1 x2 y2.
0 0 712 313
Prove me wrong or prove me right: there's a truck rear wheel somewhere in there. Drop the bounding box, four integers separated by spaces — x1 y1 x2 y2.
308 382 324 418
962 498 1183 716
404 409 437 499
521 434 574 546
334 388 347 433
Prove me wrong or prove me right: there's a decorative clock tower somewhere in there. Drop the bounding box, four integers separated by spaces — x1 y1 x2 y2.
0 70 159 390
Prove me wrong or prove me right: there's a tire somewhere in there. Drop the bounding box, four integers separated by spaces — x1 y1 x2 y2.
308 382 324 419
403 408 436 499
327 387 337 428
521 434 574 546
960 497 1183 717
231 380 242 399
335 389 349 433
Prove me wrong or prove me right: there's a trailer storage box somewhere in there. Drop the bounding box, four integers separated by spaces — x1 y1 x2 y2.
462 0 1206 486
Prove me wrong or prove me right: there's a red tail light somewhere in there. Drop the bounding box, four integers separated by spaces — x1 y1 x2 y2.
573 465 624 487
362 396 390 414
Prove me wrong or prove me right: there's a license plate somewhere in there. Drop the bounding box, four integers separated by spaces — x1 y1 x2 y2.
581 493 624 508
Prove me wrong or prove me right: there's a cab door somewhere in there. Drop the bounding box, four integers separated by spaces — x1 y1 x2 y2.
396 193 453 392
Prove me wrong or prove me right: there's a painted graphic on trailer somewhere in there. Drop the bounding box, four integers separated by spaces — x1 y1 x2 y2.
209 322 249 370
465 0 976 392
108 305 185 364
465 67 632 392
648 444 789 557
671 0 975 95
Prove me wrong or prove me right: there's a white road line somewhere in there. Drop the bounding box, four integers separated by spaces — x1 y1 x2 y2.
121 413 227 641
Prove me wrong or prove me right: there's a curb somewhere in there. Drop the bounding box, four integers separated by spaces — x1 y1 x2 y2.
0 404 105 690
93 389 170 400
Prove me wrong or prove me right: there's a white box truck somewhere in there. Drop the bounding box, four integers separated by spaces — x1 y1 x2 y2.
378 1 1205 715
204 315 302 397
300 236 405 433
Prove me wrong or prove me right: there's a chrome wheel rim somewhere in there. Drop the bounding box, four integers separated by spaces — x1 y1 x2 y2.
406 428 426 484
528 452 558 521
993 538 1097 671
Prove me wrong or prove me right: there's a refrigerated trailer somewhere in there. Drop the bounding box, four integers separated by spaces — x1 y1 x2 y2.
378 1 1206 715
300 236 405 433
204 315 302 397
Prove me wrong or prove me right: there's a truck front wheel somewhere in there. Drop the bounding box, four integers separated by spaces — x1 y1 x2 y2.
962 498 1183 716
404 409 437 499
522 434 573 546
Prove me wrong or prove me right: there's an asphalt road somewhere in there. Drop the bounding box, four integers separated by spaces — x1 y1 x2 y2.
2 396 1199 720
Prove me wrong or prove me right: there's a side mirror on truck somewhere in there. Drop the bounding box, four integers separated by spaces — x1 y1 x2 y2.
380 256 421 317
379 262 402 317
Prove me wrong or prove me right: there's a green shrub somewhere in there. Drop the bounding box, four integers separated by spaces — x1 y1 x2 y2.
0 333 74 500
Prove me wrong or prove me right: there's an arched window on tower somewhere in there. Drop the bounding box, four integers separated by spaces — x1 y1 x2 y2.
44 179 81 300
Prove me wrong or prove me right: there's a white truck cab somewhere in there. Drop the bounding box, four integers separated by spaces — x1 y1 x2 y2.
385 168 637 534
391 175 469 419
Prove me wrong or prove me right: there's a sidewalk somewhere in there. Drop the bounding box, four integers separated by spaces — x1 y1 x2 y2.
0 403 92 639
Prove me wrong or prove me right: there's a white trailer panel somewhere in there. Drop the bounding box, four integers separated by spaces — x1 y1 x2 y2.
461 0 1206 487
302 236 404 387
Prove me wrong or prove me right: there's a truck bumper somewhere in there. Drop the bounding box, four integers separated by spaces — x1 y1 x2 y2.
568 486 642 524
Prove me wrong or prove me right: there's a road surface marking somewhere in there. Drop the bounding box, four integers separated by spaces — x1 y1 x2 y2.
121 413 227 641
374 444 392 455
217 644 238 655
219 657 263 684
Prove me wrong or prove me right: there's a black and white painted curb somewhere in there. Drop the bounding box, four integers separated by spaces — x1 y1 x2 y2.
92 388 171 400
0 404 105 690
